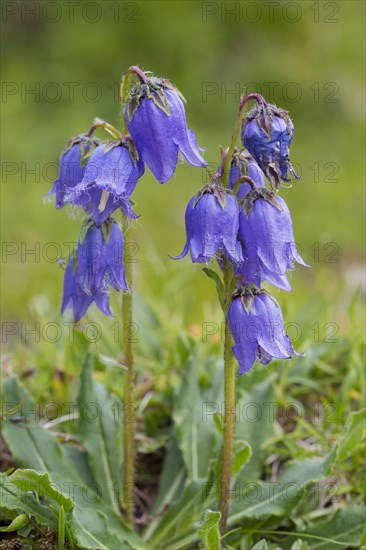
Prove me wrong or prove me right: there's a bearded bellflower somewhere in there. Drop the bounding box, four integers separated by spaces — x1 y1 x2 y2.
239 190 307 276
65 141 144 225
235 249 293 291
77 220 128 295
61 254 112 322
125 70 206 183
47 136 99 209
241 103 299 187
62 220 127 321
227 150 265 199
173 187 243 264
228 290 300 374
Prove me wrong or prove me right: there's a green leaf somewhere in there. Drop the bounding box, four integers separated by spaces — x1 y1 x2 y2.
69 507 132 550
213 412 224 435
280 505 366 549
235 376 277 480
231 440 252 476
0 513 28 532
336 409 366 461
151 432 185 512
251 540 269 550
173 352 223 481
1 377 149 550
0 472 56 529
2 377 90 497
196 509 221 550
58 505 65 550
9 469 74 513
202 268 225 309
228 453 334 526
78 353 123 513
149 482 207 548
291 540 309 550
143 433 186 542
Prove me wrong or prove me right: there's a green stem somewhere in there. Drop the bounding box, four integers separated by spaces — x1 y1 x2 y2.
87 118 124 140
218 92 266 535
219 261 236 535
222 93 266 187
122 232 135 528
120 65 148 135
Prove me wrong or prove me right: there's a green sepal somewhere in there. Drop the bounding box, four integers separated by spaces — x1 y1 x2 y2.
161 78 186 103
78 218 95 244
213 186 227 209
125 137 139 165
259 287 280 308
79 136 99 167
244 102 292 141
61 135 99 168
149 87 170 116
125 74 185 122
127 89 144 122
242 187 282 217
232 148 250 176
257 104 273 139
100 219 114 243
241 291 254 314
61 135 81 156
103 140 122 155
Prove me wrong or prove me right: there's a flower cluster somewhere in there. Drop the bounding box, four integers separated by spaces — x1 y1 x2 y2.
48 67 206 321
175 98 306 374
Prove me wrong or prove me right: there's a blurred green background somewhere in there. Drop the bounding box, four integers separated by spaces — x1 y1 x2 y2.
1 0 365 338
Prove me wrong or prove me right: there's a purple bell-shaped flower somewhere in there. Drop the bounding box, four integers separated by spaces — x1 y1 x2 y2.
61 254 112 322
228 150 265 199
61 220 127 322
228 290 301 374
241 103 299 187
125 73 206 183
173 187 243 264
47 136 98 209
65 141 144 226
77 220 128 295
239 190 307 276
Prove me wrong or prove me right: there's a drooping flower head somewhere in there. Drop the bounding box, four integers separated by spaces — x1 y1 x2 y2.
228 288 301 375
65 140 144 226
61 220 127 322
77 219 128 295
47 135 99 209
61 254 112 323
241 103 299 188
173 186 243 265
124 68 206 183
239 188 307 276
235 249 292 292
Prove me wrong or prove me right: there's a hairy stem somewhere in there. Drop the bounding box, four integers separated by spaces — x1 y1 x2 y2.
87 118 124 140
218 94 267 534
219 261 236 534
122 239 135 528
222 93 266 187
